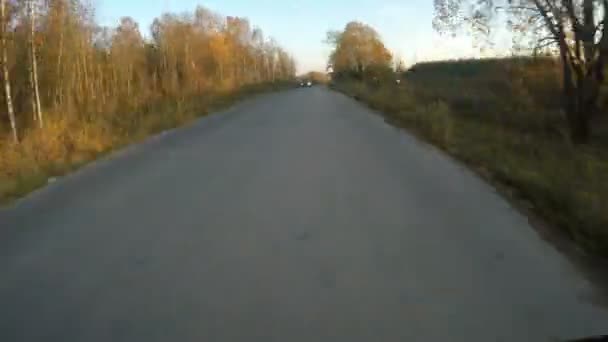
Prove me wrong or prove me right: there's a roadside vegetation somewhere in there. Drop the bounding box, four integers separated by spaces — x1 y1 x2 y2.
0 0 295 204
327 18 608 257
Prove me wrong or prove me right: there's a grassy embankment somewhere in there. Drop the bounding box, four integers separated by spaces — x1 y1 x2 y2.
333 58 608 257
0 82 293 205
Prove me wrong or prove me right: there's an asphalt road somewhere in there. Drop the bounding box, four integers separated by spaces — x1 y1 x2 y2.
1 87 607 342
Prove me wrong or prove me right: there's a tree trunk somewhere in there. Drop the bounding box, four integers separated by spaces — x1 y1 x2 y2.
271 58 275 82
56 20 64 107
559 35 591 144
30 0 43 127
127 64 131 98
98 63 106 109
571 104 591 143
1 0 17 143
242 56 247 84
81 40 90 102
28 45 36 123
253 58 258 82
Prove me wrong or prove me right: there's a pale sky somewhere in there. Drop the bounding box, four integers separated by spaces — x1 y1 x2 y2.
95 0 509 73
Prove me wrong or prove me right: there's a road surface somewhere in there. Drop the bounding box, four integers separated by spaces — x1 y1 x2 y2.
1 87 607 341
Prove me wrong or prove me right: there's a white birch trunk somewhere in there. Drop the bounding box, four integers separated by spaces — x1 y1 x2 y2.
30 0 43 127
1 0 17 142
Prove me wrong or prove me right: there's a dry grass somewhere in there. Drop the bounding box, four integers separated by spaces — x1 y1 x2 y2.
0 81 293 205
332 58 608 257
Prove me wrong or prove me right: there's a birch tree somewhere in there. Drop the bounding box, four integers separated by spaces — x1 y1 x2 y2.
29 0 42 127
1 0 17 142
0 1 295 144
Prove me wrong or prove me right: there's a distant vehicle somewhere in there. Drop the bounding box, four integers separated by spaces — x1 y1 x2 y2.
299 80 313 88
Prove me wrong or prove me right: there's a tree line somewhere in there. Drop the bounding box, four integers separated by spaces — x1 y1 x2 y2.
433 0 608 143
331 0 608 144
0 0 296 143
